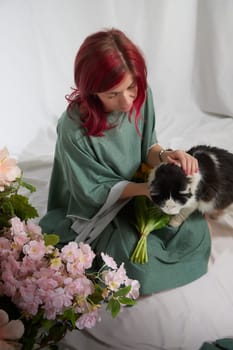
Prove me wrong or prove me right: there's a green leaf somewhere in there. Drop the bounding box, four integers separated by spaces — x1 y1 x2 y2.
31 309 44 324
113 285 131 297
20 318 40 350
118 296 136 306
107 298 121 318
10 194 38 220
63 308 76 328
39 321 67 347
41 319 53 331
19 179 36 193
0 185 16 198
0 197 15 217
44 234 60 246
88 284 104 304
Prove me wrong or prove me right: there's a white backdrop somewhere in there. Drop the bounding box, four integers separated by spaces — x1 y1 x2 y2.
1 2 233 349
1 0 233 162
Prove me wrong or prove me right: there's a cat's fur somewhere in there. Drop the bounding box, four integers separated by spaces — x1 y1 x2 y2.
149 145 233 227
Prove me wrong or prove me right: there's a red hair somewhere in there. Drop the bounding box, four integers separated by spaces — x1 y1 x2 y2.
66 28 147 136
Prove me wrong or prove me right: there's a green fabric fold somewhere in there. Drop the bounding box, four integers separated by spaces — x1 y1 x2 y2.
200 338 233 350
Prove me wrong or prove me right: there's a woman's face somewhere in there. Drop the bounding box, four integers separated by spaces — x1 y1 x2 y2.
96 73 138 113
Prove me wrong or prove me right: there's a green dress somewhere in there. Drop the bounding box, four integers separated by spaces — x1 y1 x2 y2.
40 87 210 295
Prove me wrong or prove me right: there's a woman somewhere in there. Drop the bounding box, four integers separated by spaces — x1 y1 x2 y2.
40 28 210 295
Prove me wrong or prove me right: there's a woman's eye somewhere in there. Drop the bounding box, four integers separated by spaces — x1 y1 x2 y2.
128 82 136 90
107 93 118 99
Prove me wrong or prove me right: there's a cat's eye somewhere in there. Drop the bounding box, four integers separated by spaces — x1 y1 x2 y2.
179 190 192 199
179 190 189 195
150 190 160 196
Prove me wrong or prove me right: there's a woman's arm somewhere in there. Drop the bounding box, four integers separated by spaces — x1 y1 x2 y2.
120 182 150 199
119 143 199 201
146 144 198 175
146 143 165 167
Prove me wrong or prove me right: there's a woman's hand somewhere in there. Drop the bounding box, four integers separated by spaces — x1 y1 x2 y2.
162 149 198 175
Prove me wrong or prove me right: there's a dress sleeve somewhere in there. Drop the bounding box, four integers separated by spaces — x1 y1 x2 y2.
140 86 158 161
48 112 131 210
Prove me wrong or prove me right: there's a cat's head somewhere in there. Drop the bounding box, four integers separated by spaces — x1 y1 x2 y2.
149 164 200 215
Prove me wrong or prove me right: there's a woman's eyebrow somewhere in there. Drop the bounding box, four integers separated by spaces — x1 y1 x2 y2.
106 81 135 94
106 90 120 95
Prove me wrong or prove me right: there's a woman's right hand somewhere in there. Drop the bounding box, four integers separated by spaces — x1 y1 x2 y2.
120 182 150 200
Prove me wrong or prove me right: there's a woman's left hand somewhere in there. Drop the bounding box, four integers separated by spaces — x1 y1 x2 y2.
163 149 198 175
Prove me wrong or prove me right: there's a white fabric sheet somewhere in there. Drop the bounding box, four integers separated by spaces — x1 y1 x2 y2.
1 1 233 349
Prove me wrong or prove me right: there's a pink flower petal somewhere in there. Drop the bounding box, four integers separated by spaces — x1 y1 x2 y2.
0 320 24 340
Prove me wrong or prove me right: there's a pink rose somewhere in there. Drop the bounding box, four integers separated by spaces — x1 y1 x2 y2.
101 252 117 270
0 147 21 191
75 309 101 330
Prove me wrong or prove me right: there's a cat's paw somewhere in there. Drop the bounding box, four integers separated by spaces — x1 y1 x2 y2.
169 214 185 227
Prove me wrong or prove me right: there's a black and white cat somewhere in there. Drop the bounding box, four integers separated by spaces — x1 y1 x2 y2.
149 145 233 227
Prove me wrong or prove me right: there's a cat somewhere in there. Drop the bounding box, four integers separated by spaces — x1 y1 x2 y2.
148 145 233 227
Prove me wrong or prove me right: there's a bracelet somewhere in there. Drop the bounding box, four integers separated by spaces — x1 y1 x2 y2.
158 149 166 163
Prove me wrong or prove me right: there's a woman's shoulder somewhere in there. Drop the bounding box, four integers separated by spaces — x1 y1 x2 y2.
140 85 155 115
146 85 154 102
57 106 82 130
57 107 85 142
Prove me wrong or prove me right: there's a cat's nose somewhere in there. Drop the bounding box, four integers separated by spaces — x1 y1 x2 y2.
164 199 180 214
166 199 176 209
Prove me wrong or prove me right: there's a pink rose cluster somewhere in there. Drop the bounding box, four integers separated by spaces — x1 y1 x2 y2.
0 217 140 330
0 147 21 192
